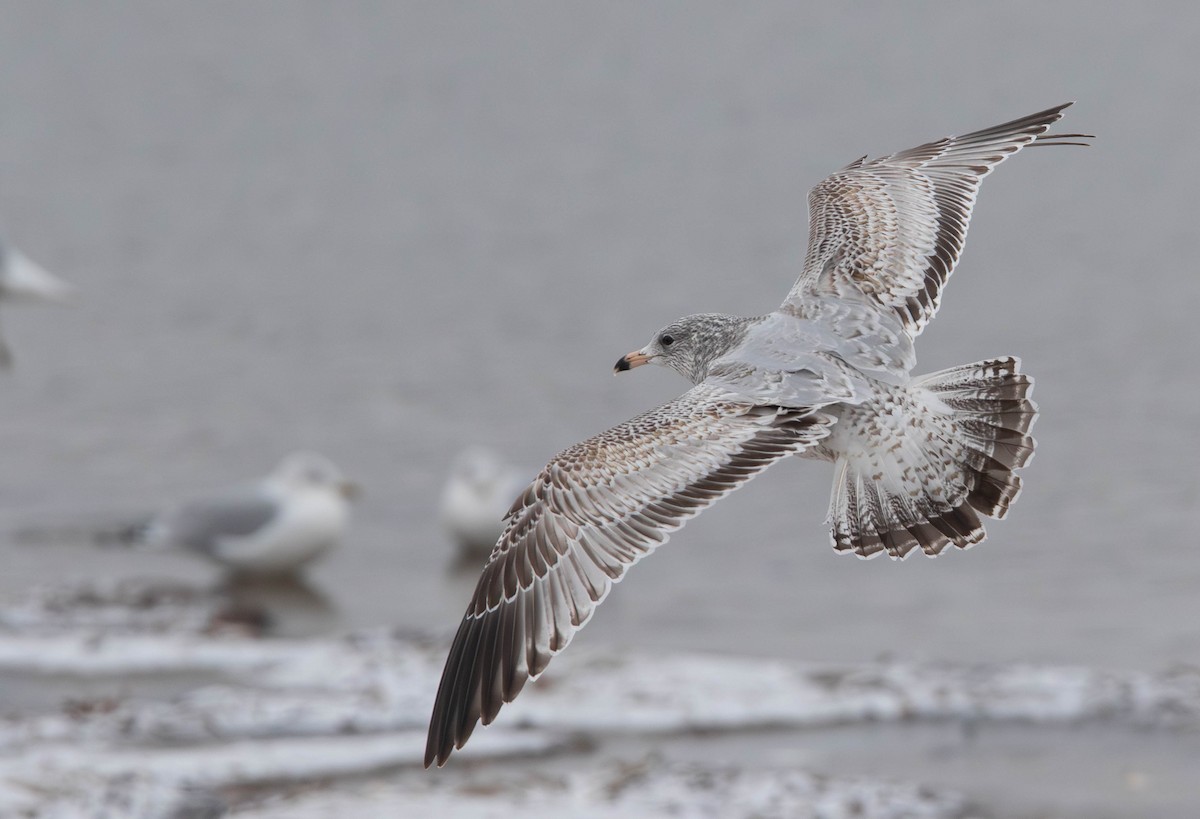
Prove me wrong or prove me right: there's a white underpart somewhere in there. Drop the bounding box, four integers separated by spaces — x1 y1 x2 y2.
140 453 356 574
209 482 350 573
824 385 965 520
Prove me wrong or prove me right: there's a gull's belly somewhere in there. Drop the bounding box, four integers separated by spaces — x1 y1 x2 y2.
213 494 348 573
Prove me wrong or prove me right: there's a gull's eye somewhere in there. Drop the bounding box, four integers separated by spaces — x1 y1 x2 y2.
660 334 675 347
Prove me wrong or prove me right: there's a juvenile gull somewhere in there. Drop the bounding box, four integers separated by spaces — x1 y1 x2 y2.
117 452 359 576
0 237 73 367
426 103 1090 766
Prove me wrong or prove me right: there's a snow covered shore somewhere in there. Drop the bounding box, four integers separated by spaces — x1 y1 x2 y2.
0 580 1196 817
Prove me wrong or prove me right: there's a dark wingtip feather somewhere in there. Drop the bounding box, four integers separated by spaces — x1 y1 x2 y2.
1031 127 1094 148
957 102 1071 140
425 611 483 768
1026 102 1091 147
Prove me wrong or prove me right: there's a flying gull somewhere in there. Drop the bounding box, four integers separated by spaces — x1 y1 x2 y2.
426 103 1090 766
112 452 360 576
0 237 73 367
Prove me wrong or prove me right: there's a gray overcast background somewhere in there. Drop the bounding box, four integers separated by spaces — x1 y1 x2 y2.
0 2 1196 673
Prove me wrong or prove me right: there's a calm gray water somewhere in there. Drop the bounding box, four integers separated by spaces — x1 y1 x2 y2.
1 0 1197 667
0 4 1197 810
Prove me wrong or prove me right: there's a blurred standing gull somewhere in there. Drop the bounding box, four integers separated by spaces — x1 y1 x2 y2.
0 237 73 367
439 447 529 564
122 452 359 576
425 104 1090 766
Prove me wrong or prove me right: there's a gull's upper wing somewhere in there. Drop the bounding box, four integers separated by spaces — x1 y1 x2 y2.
783 103 1089 337
425 384 834 767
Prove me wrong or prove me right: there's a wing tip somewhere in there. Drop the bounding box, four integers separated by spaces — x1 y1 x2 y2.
425 705 471 768
1033 101 1092 147
423 714 454 767
955 101 1083 145
1031 131 1094 148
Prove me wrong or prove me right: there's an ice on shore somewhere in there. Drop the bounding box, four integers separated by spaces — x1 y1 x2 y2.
0 580 1197 817
240 758 977 819
1 628 1197 751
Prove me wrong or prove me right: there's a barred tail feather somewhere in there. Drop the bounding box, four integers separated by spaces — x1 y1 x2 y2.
828 357 1036 559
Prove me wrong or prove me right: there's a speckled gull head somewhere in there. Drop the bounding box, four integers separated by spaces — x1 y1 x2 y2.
614 312 754 384
269 451 361 499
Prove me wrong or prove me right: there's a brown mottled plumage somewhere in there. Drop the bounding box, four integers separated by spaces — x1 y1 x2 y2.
426 104 1088 767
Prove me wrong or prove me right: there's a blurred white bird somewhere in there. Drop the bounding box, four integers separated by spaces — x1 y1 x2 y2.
439 447 527 564
113 452 360 576
0 237 73 367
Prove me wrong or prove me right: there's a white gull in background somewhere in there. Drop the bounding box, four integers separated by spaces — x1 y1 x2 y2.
426 104 1090 766
115 452 359 576
439 447 529 564
0 236 73 367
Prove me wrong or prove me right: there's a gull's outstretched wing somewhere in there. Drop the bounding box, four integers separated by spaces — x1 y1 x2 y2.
783 103 1090 337
425 384 834 767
